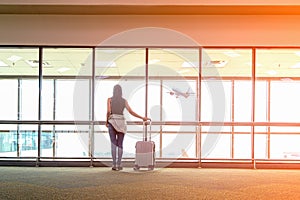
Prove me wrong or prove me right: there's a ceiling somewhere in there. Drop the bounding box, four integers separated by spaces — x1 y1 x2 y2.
1 4 300 15
1 47 300 78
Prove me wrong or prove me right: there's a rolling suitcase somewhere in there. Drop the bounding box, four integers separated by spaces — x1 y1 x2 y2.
134 120 155 170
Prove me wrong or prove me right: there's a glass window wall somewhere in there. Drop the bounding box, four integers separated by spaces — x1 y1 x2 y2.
0 48 39 121
256 49 300 161
1 46 300 167
42 48 93 121
202 48 253 160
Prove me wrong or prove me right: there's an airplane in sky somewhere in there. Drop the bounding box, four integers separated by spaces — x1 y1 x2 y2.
167 88 195 98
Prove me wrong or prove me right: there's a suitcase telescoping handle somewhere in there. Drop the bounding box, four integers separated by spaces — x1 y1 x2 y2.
143 119 152 141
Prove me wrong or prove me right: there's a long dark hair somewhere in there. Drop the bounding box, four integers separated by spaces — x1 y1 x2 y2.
111 84 125 114
112 84 122 99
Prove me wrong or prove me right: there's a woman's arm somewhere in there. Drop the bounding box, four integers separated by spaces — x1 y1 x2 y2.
106 98 111 127
125 100 150 121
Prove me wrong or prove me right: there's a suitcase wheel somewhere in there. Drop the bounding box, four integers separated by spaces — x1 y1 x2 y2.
133 165 154 171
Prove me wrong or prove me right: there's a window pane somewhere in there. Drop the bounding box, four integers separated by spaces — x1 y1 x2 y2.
162 133 196 158
234 132 251 159
40 125 54 157
56 79 90 120
0 47 39 120
54 125 89 157
95 48 145 77
41 80 54 120
0 48 39 76
202 48 252 126
201 80 231 122
201 125 231 159
56 80 76 120
42 48 92 121
202 48 252 77
256 50 300 122
256 49 300 77
202 133 231 159
94 125 110 158
162 80 197 121
234 81 252 122
254 132 268 159
270 81 300 122
21 80 39 120
149 48 199 77
43 48 92 76
0 80 18 120
0 125 17 157
268 126 300 159
255 81 268 122
270 134 300 159
19 125 38 157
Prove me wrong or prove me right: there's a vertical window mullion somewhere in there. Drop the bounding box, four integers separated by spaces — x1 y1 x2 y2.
37 47 43 165
252 48 256 167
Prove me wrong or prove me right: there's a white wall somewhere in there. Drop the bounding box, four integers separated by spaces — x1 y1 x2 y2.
1 14 300 46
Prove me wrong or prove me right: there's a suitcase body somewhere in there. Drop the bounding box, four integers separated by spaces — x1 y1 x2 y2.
134 121 155 170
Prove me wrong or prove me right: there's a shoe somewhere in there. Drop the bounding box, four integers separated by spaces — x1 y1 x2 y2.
112 166 118 171
117 166 123 171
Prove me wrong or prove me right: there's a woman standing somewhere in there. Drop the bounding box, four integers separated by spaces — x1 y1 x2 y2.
106 84 150 170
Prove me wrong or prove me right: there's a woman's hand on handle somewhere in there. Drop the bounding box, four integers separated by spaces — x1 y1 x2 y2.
142 117 151 121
